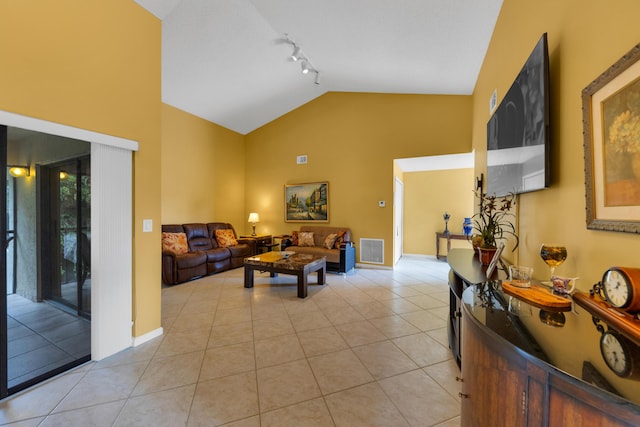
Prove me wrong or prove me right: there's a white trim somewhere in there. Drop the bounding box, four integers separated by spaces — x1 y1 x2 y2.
0 110 139 152
132 327 164 347
355 263 392 270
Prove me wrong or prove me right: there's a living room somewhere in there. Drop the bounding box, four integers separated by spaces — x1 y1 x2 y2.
2 0 640 415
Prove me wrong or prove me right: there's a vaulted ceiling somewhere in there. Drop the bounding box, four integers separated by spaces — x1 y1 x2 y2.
135 0 503 135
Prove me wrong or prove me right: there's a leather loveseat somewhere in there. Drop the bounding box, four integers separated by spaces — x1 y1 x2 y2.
162 222 255 285
282 225 355 274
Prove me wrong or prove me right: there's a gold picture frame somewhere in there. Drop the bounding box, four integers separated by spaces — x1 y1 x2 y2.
583 42 640 233
284 182 329 222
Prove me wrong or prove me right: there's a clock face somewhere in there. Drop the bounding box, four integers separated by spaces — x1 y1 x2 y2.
600 331 631 377
602 269 631 308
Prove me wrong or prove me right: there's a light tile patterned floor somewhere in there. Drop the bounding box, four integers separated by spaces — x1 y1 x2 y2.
0 255 461 426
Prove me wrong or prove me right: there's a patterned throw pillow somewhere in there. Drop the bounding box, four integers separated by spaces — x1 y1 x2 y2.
334 230 347 249
298 231 315 247
291 230 299 246
323 233 338 249
162 232 188 255
215 229 238 248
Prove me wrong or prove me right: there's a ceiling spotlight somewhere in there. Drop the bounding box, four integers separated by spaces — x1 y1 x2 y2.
291 45 302 62
301 60 310 74
283 34 320 85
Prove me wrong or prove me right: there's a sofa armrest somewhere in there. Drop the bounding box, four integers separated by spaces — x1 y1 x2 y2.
162 252 177 285
339 241 356 273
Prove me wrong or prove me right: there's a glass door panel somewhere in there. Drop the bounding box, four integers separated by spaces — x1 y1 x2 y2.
3 127 90 397
46 158 91 318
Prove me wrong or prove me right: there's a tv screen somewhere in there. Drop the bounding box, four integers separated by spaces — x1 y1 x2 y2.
487 33 550 196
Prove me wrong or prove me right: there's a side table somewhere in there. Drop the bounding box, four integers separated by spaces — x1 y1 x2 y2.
240 234 277 254
435 232 468 260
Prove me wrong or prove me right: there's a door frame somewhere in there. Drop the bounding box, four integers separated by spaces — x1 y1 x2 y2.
394 177 404 265
0 125 7 398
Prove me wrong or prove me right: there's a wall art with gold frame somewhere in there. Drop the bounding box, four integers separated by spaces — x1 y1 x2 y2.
583 42 640 233
284 182 329 222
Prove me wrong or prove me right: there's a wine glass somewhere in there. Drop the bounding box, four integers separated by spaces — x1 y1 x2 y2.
539 244 567 280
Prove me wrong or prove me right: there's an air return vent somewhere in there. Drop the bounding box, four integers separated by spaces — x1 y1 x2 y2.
360 238 384 264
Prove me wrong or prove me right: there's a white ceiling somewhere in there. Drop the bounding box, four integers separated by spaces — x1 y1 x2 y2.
135 0 503 135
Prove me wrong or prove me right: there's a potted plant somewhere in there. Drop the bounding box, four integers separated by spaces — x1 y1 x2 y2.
472 191 519 265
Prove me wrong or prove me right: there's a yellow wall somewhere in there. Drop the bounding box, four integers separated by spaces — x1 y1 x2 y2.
245 92 472 265
161 104 245 227
0 1 162 337
473 0 640 287
404 169 475 255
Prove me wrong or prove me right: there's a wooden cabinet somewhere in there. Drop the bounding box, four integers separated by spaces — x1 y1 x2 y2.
451 248 640 426
460 287 640 427
461 312 528 427
447 249 493 368
447 270 463 367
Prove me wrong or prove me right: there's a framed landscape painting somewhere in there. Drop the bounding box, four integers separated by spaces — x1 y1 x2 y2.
583 42 640 233
285 182 329 222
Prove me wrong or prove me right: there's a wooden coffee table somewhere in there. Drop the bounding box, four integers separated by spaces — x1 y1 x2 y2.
244 251 326 298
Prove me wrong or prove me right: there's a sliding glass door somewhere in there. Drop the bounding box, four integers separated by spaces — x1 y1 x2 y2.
40 157 91 318
1 127 90 398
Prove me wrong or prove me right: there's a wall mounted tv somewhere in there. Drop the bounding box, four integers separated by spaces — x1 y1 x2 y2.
487 33 550 196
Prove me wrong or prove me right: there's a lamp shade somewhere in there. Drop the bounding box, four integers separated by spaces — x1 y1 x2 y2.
248 212 260 223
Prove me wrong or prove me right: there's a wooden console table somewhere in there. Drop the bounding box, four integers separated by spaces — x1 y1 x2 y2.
448 248 640 426
435 232 468 259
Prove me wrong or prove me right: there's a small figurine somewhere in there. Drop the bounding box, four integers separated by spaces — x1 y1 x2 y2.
443 212 450 235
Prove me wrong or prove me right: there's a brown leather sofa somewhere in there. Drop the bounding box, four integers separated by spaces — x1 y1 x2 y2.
162 222 256 285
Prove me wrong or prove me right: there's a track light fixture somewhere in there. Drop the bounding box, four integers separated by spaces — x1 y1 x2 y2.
284 34 320 85
301 60 310 74
291 45 302 62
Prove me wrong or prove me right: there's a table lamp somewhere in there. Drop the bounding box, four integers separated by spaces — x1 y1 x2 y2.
248 212 260 236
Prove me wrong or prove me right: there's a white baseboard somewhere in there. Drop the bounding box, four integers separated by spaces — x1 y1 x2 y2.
355 263 392 270
132 327 163 347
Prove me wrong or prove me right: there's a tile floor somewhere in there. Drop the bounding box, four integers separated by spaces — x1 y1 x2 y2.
7 293 91 389
0 255 461 426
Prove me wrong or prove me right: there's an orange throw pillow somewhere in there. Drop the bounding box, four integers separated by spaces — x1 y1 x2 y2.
298 231 315 247
215 229 238 247
162 232 188 255
323 233 338 249
334 230 347 249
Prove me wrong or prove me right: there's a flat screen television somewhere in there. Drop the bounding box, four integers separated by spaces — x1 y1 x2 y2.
487 33 550 196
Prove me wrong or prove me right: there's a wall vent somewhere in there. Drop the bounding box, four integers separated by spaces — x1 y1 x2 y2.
360 238 384 264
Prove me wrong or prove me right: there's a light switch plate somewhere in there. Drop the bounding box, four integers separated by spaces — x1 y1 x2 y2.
143 219 153 232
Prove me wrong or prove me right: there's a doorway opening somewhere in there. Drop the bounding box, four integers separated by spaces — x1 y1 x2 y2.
394 152 474 264
4 127 91 396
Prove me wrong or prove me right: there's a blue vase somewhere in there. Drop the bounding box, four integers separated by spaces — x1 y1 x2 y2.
463 217 472 236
